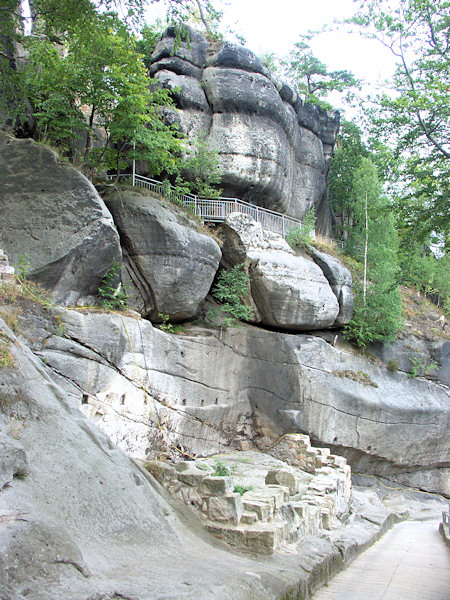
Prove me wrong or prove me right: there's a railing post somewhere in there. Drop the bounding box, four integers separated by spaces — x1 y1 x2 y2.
282 215 285 238
234 199 238 213
195 195 198 216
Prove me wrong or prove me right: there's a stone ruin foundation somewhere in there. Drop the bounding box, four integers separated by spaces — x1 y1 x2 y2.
146 434 351 555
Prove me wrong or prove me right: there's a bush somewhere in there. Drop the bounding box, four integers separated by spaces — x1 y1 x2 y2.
210 264 253 328
286 208 315 248
98 262 127 310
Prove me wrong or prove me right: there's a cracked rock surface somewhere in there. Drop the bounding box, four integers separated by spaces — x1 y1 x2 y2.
0 133 121 305
150 26 339 229
19 305 450 496
2 316 433 600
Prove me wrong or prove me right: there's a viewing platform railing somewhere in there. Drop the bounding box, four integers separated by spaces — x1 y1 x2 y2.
111 173 303 238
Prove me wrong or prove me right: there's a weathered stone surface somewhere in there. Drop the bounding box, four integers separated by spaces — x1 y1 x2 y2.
150 28 339 224
1 316 447 598
103 189 221 319
0 133 121 305
202 476 234 495
29 307 449 495
371 335 449 386
0 433 29 489
308 246 353 326
220 213 340 330
265 469 298 494
208 494 243 524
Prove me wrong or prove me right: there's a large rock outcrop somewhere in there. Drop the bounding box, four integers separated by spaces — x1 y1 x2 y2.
103 189 221 320
150 27 339 223
0 133 121 305
22 306 449 495
219 213 351 330
0 316 408 600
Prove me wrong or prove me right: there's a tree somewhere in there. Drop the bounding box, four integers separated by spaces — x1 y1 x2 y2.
22 11 182 178
328 121 370 239
284 33 360 107
351 0 450 248
343 158 403 346
176 134 222 198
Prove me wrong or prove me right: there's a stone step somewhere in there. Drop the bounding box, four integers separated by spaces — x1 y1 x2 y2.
242 498 272 521
240 510 258 525
207 520 288 555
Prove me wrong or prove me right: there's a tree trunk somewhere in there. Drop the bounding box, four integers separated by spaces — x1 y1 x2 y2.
363 191 368 306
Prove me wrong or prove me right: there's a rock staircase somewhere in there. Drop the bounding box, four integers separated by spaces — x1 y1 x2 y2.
146 434 351 555
0 249 15 282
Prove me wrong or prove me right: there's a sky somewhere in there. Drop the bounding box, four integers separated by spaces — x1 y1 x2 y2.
146 0 398 90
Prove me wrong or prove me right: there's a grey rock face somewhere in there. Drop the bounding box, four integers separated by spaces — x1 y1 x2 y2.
150 28 339 222
220 213 340 330
0 133 121 305
29 308 450 495
0 317 413 600
308 246 353 326
371 335 449 386
103 190 221 320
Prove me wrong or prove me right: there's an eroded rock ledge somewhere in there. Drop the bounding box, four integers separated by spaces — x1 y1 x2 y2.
149 26 340 225
20 306 450 496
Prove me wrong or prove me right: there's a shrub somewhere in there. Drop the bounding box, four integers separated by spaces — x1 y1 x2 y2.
212 460 232 477
97 262 127 310
387 359 398 372
210 264 253 328
286 208 315 248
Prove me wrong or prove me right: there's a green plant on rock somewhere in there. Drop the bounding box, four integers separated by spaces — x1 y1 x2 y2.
387 359 398 373
158 313 175 333
233 484 254 496
212 460 232 477
210 264 253 328
97 262 127 310
408 355 438 379
286 208 316 248
14 254 31 280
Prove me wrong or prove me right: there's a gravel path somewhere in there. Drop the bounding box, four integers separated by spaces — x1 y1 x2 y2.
313 520 450 600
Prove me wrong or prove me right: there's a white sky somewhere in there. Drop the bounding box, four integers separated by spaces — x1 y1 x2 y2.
146 0 398 88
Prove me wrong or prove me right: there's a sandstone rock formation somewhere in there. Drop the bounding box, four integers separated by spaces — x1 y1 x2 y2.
147 446 352 555
150 27 339 224
21 306 449 495
0 134 121 305
0 316 404 599
103 189 221 320
219 213 351 330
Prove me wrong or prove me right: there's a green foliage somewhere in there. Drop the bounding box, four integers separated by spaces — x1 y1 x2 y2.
97 262 127 310
259 52 280 73
350 0 450 248
408 355 438 378
343 158 403 347
158 313 175 333
210 264 253 328
387 359 399 373
212 460 232 477
14 254 31 280
176 135 222 199
286 208 315 248
233 484 254 496
135 20 166 70
399 245 449 311
0 336 14 369
284 32 360 107
329 121 370 239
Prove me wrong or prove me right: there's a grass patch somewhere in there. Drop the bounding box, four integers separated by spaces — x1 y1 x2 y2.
332 369 378 387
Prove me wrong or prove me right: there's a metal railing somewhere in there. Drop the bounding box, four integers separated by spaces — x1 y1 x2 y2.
111 173 303 238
